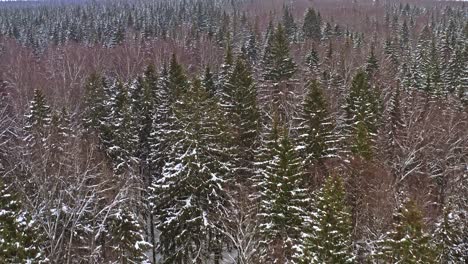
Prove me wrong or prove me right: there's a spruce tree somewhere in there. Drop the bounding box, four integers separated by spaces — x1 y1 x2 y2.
379 199 437 263
344 71 380 159
296 79 335 168
262 23 297 83
433 204 467 263
302 175 354 264
0 181 45 263
168 53 189 100
282 6 297 41
106 209 151 263
305 48 320 76
24 89 51 148
220 57 260 182
303 8 322 40
258 125 308 264
202 65 216 96
365 46 379 77
151 79 231 264
82 72 106 133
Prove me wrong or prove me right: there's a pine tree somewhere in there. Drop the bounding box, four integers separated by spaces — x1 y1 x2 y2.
258 125 308 264
344 71 380 159
379 199 437 263
296 79 335 168
302 176 354 264
303 8 322 40
106 209 151 263
151 79 231 264
0 181 45 263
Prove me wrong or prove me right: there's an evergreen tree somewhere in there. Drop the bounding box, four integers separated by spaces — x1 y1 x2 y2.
102 81 137 174
365 46 379 77
262 23 297 83
48 107 74 172
344 71 380 159
220 57 260 182
282 6 297 41
258 126 308 264
82 72 106 132
168 53 189 100
302 176 354 264
305 48 320 76
433 204 467 263
202 65 216 96
303 8 322 40
106 209 151 263
151 79 231 264
379 199 437 263
386 84 405 159
24 89 51 147
0 181 45 263
296 79 335 167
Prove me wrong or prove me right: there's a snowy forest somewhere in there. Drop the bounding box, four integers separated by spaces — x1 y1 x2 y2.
0 0 467 263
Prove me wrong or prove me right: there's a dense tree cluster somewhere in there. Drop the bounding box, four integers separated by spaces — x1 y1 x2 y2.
0 0 467 263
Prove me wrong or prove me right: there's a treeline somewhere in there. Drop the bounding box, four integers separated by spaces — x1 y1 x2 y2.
0 0 467 263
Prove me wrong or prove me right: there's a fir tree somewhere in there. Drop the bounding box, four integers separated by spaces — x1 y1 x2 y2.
302 175 354 264
379 199 437 263
0 181 45 263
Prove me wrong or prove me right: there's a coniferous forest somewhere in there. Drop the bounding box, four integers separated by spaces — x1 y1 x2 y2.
0 0 467 263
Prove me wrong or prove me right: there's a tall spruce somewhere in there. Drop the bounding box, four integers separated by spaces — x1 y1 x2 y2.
379 199 437 263
303 8 322 40
0 181 45 263
296 79 335 170
344 71 380 160
302 175 354 264
258 124 308 264
220 56 260 182
151 79 231 264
